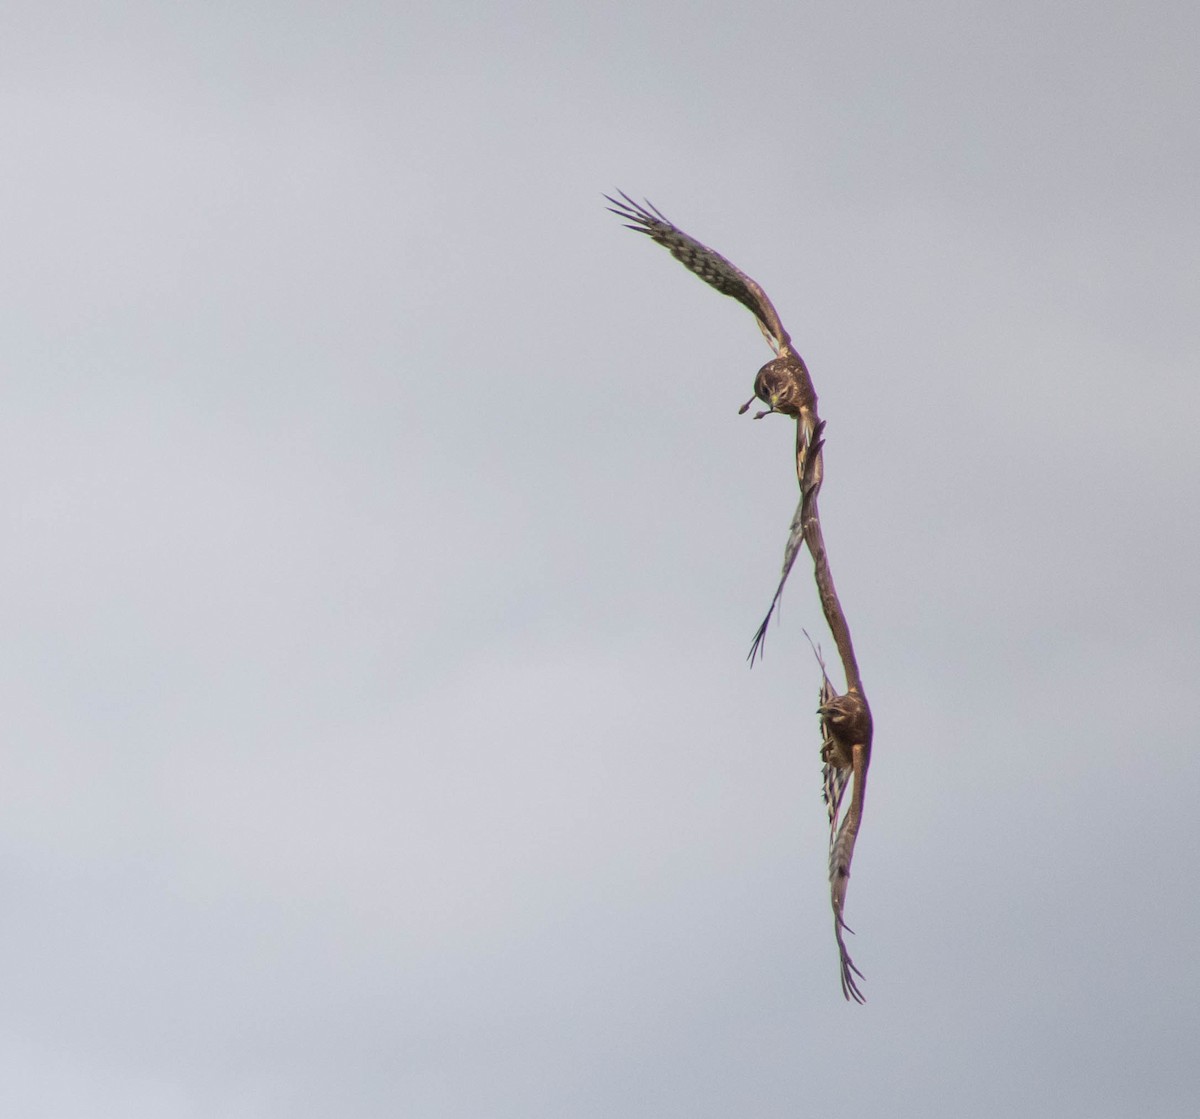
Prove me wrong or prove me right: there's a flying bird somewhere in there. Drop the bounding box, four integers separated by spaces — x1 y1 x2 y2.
812 640 872 1003
604 192 815 660
610 194 874 1001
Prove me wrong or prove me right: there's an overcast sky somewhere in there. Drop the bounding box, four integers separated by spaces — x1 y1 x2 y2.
2 2 1198 1116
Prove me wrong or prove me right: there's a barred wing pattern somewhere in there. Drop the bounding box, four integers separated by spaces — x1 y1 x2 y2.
604 193 791 354
829 769 868 1004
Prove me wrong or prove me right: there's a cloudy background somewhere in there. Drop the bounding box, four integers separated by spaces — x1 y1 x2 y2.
2 1 1198 1115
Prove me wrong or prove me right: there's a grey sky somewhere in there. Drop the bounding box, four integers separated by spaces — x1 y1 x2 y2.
2 2 1198 1115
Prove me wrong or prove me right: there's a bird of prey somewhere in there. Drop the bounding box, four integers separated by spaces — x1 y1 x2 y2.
812 640 872 1003
609 193 874 1001
604 193 815 663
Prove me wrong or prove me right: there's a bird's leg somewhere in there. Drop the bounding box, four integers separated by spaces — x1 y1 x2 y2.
738 393 778 420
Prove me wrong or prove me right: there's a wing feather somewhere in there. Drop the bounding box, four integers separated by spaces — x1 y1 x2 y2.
830 768 867 1004
748 419 822 664
748 493 805 666
606 192 791 353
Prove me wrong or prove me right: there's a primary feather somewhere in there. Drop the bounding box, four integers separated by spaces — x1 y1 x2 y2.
604 192 791 353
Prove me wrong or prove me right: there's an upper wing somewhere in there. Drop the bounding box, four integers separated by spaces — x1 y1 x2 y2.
606 192 791 353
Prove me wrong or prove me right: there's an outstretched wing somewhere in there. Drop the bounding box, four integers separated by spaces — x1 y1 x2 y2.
748 419 823 665
606 192 791 353
748 493 805 666
829 757 868 1004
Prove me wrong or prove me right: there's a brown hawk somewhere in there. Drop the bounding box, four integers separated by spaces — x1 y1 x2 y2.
605 192 816 661
609 193 873 1001
814 642 872 1003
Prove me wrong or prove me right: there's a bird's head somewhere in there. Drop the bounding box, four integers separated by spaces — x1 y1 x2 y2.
738 354 818 421
817 688 873 746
